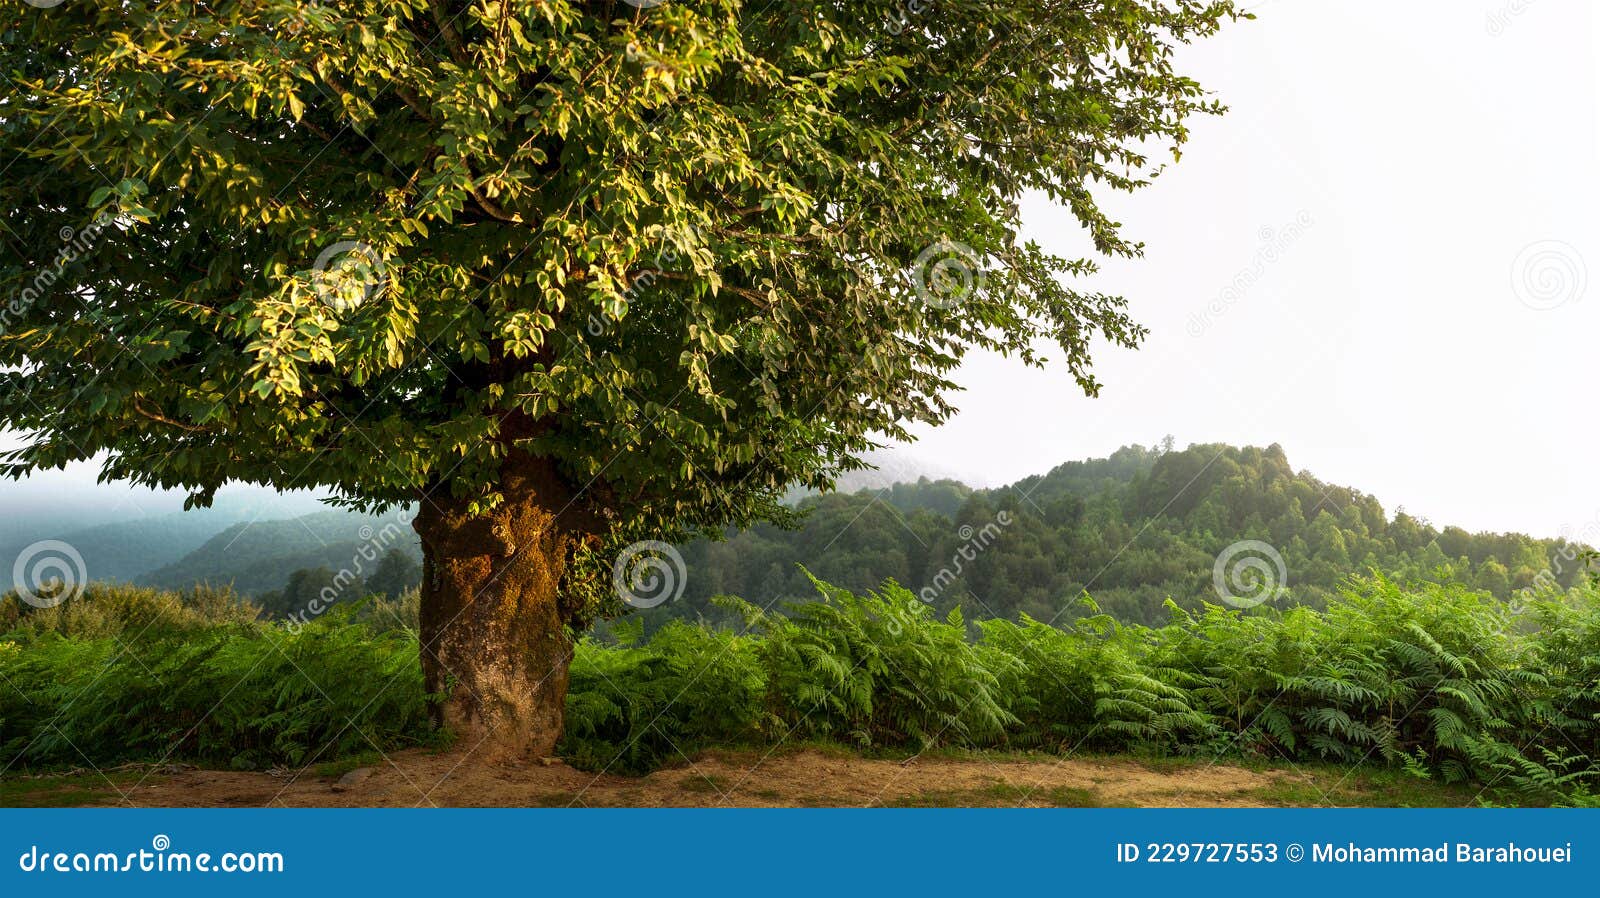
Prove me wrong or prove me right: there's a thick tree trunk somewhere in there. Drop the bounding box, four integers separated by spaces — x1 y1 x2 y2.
412 457 582 762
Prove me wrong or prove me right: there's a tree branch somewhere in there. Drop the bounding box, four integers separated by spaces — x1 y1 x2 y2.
132 396 211 434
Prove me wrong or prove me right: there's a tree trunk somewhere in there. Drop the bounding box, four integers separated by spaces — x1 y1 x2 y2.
412 456 583 762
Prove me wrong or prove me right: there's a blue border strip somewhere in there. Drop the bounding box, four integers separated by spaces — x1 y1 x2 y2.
2 809 1595 896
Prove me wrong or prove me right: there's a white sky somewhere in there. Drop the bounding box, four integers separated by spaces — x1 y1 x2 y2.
4 0 1596 541
902 0 1600 540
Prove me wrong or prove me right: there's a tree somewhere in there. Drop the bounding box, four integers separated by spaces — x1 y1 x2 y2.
262 565 363 621
367 547 423 600
1 1 1238 758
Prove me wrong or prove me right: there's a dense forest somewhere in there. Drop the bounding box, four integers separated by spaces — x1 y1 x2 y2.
653 443 1588 628
87 442 1588 629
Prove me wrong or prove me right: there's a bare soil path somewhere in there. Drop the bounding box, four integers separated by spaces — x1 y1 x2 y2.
5 745 1485 808
0 747 1429 808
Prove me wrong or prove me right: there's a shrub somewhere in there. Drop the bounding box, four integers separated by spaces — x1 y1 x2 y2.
5 572 1600 805
2 582 260 640
736 577 1016 750
1 603 430 770
561 619 763 774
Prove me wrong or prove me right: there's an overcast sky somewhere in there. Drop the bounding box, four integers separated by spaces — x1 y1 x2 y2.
5 0 1597 541
900 0 1600 540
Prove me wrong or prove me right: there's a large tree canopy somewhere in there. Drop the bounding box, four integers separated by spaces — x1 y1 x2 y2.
1 0 1237 756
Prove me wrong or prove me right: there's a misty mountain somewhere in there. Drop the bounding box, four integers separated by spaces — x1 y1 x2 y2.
0 489 332 590
7 444 1590 626
138 509 420 597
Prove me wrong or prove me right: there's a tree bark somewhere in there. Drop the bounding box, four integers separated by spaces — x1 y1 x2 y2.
412 456 583 762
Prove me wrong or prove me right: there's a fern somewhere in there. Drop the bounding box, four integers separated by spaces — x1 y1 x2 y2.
8 572 1600 805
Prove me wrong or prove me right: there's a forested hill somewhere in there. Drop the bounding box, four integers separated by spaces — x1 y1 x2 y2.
661 443 1587 627
72 442 1589 628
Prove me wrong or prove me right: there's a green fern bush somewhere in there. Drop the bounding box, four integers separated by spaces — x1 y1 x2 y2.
1 601 430 770
739 577 1016 750
562 618 764 774
567 573 1597 801
5 572 1600 804
978 601 1213 751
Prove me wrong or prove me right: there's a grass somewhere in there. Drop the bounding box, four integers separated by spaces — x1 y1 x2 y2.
886 781 1102 808
1250 765 1491 809
0 772 147 808
1 746 1500 807
314 749 386 779
530 791 580 808
1086 753 1492 808
678 773 733 794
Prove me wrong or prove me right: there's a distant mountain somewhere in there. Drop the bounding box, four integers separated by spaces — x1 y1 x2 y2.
1 447 966 594
0 465 185 549
14 444 1589 627
0 488 331 590
138 508 420 596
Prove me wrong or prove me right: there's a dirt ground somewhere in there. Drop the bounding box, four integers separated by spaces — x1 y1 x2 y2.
45 747 1316 808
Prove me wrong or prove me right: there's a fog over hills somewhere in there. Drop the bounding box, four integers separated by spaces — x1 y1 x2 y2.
0 448 964 593
3 441 1595 634
138 508 420 597
0 467 330 590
